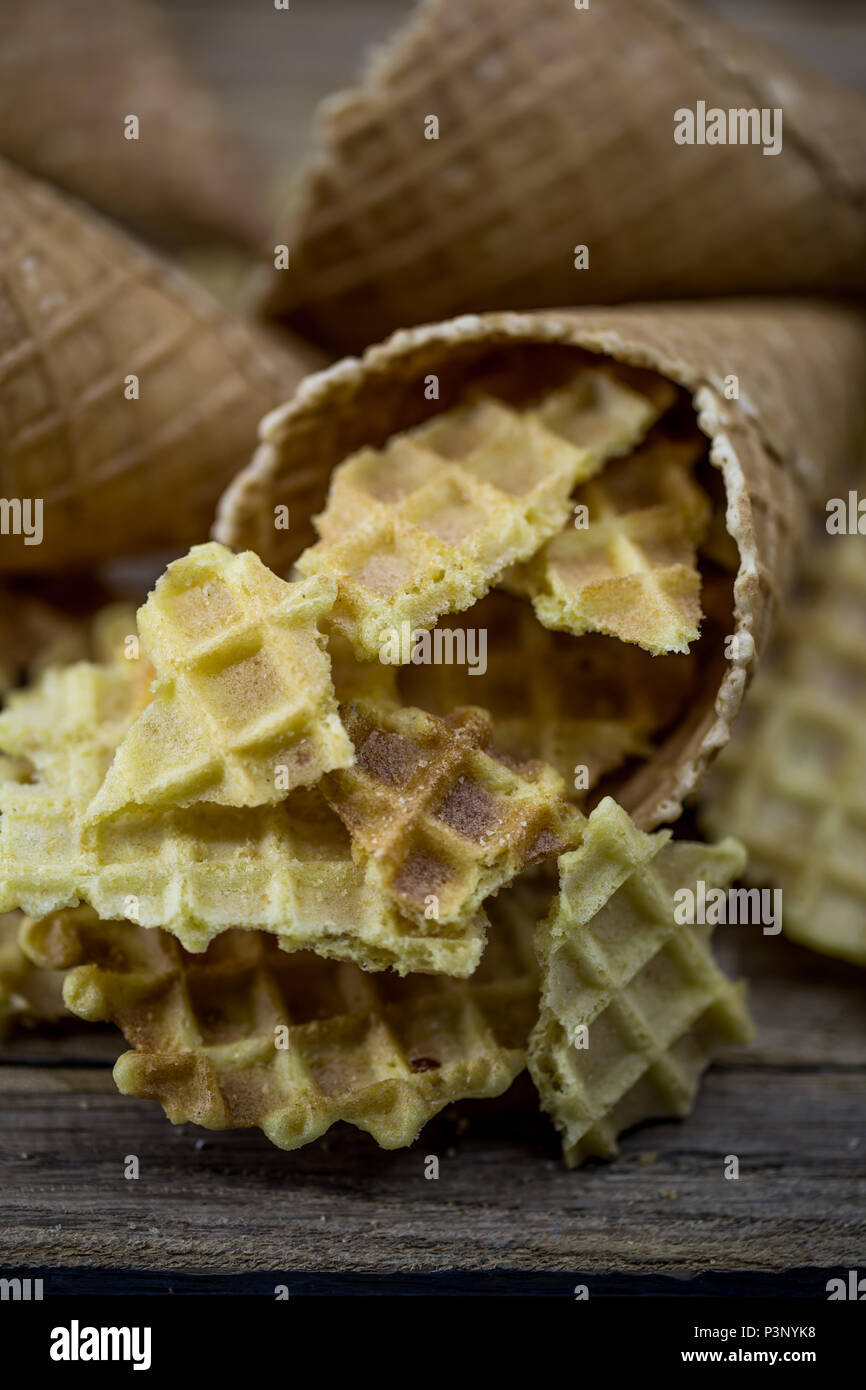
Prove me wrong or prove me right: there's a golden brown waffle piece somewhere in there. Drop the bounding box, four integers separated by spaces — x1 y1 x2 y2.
0 663 485 973
0 157 320 573
88 545 353 819
511 432 711 654
700 536 866 967
20 900 540 1151
324 699 585 928
397 590 698 800
296 389 601 659
529 798 753 1166
263 0 866 353
0 911 66 1035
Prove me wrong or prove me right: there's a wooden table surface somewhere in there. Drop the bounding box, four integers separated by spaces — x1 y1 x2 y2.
2 0 865 1291
2 921 863 1287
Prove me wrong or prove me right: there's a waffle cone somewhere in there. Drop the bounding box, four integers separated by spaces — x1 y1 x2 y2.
216 300 866 829
0 0 266 250
0 160 325 574
262 0 866 354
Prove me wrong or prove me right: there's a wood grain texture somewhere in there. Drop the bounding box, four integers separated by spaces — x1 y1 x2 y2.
1 928 863 1275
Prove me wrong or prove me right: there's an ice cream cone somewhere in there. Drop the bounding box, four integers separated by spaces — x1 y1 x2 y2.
0 0 267 249
261 0 866 354
215 299 866 829
0 160 325 573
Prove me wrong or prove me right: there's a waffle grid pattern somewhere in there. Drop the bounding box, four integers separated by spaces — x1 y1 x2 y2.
325 699 585 927
0 159 300 569
0 664 486 973
395 591 699 802
529 799 752 1166
88 546 352 817
297 393 593 659
700 537 866 966
269 0 866 352
20 904 539 1151
533 368 675 458
521 432 710 653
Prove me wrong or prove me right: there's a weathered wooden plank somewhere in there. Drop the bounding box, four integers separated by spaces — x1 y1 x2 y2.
0 930 863 1274
1 1066 863 1273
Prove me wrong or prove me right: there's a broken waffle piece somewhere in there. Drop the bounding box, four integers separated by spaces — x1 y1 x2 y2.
0 662 485 972
515 432 710 654
87 544 353 819
323 700 585 928
530 366 676 459
700 535 866 966
20 900 540 1151
0 911 66 1035
295 390 599 660
396 590 698 802
528 798 753 1166
0 659 148 794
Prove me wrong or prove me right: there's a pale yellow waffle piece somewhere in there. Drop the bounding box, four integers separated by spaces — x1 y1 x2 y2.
700 535 866 967
295 390 602 659
530 366 676 460
0 660 146 793
515 432 711 654
528 797 753 1167
20 900 540 1151
87 544 353 819
89 603 141 666
89 602 156 713
324 699 585 928
396 590 699 802
0 664 485 972
0 911 66 1035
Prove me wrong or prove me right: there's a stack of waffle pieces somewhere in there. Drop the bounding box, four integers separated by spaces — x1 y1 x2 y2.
1 365 756 1162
